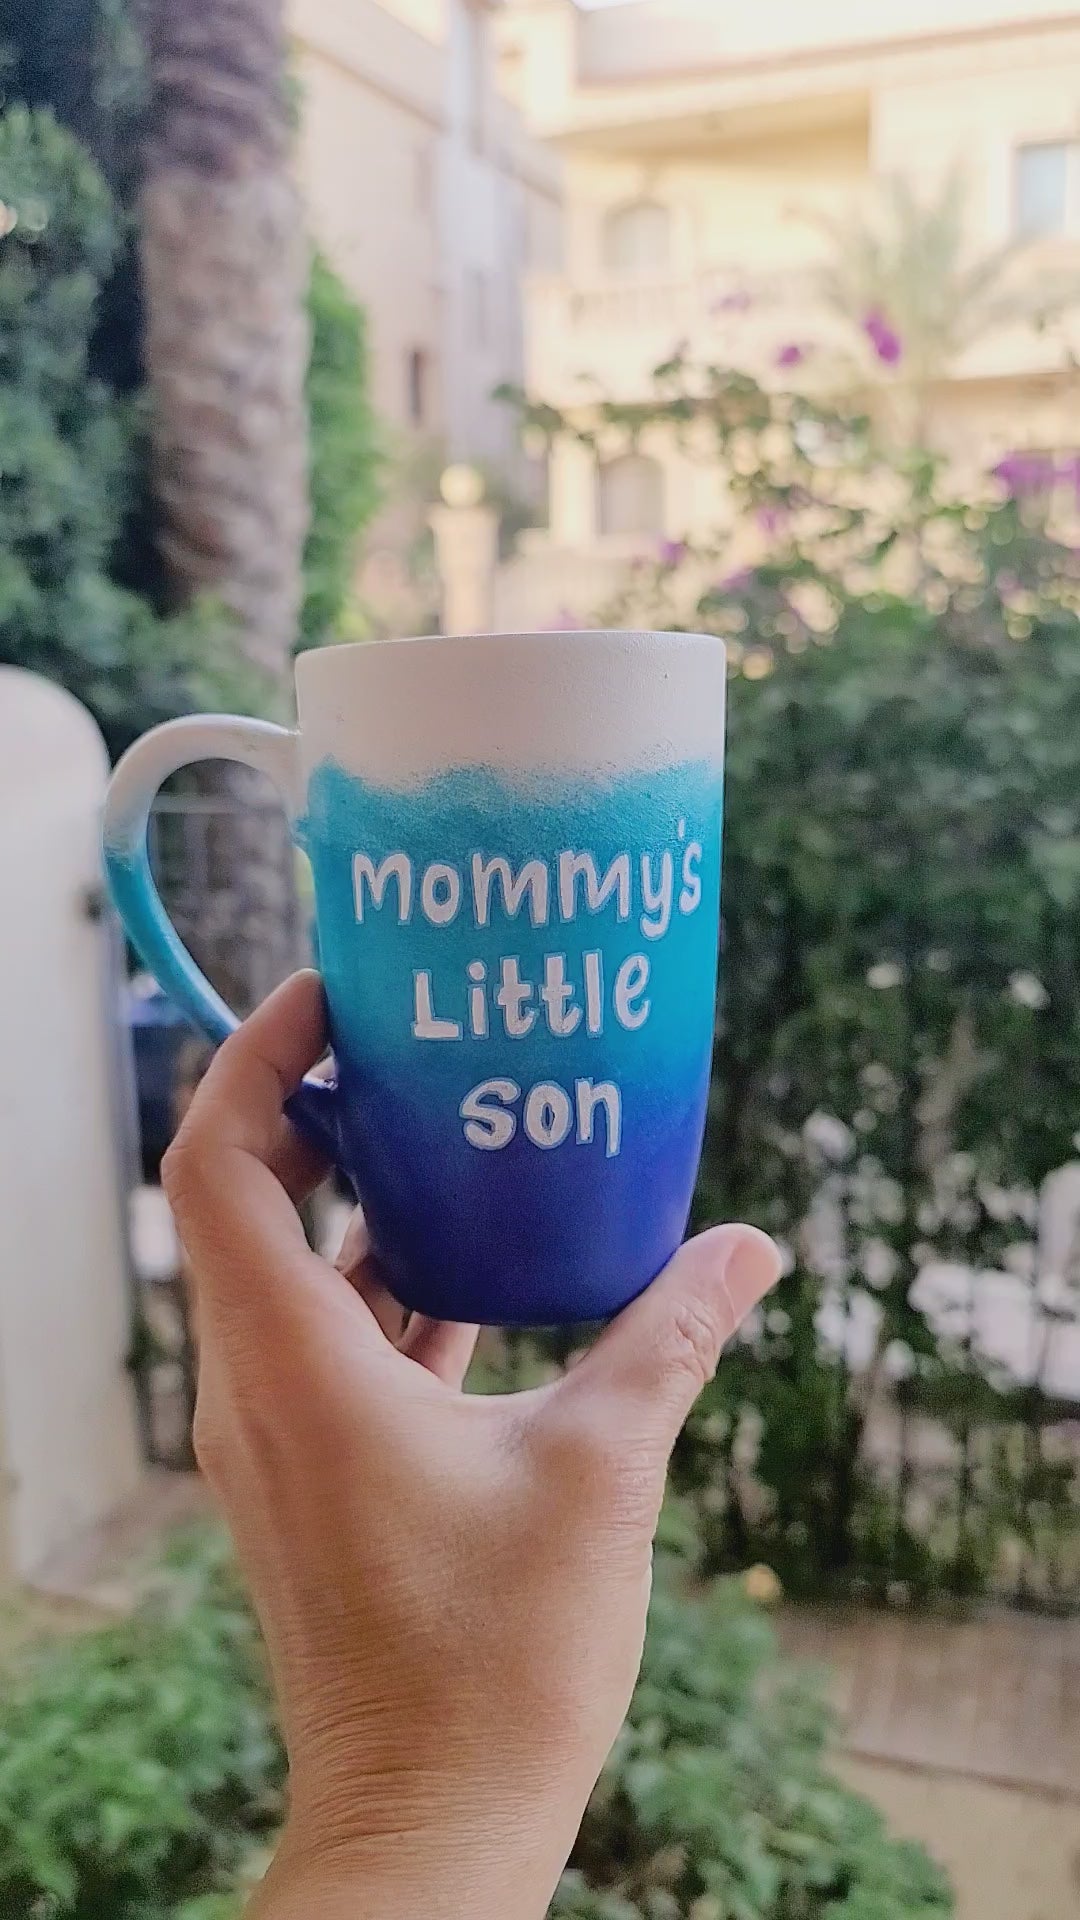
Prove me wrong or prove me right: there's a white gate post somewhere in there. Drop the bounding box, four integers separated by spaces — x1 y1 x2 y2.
0 669 143 1584
429 464 499 636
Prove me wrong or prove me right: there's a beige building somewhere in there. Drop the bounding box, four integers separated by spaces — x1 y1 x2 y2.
289 0 561 621
494 0 1080 621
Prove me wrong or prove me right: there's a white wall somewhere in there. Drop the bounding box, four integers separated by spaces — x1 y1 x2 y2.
291 0 445 433
0 671 142 1581
291 0 561 475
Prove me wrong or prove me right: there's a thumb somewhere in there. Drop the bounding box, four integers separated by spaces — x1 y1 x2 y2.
566 1225 781 1454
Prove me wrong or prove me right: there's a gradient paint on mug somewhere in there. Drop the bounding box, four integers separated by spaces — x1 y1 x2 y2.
103 630 726 1326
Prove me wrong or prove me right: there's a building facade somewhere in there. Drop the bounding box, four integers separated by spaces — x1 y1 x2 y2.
289 0 561 623
494 0 1080 618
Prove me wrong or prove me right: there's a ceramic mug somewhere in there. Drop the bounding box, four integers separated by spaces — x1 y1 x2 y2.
103 630 726 1325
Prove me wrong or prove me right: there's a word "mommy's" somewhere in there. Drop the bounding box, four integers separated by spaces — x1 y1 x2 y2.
353 836 703 940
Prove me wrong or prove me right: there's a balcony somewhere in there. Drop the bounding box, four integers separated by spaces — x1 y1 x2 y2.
525 262 1080 410
500 2 1080 153
575 0 1080 87
525 265 842 405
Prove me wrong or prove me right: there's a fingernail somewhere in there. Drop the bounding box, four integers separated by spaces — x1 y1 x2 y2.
722 1226 783 1315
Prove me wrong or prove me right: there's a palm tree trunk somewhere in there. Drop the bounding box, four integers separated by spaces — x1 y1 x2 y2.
138 0 309 675
137 0 310 1012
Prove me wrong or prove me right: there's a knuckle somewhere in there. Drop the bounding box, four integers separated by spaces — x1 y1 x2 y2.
191 1399 228 1483
663 1296 723 1392
161 1128 200 1217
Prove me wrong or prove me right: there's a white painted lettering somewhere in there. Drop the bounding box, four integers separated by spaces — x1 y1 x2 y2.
471 854 549 927
583 950 604 1035
539 953 582 1037
460 1079 519 1149
640 850 674 939
524 1082 573 1149
495 955 536 1039
420 861 461 926
576 1079 622 1157
353 851 411 923
613 954 651 1030
679 841 703 914
557 851 631 922
411 970 462 1040
467 958 488 1038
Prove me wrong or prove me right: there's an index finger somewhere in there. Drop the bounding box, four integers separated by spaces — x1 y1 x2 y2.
163 971 346 1320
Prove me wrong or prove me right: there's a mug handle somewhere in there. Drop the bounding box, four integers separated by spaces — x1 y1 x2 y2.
102 714 341 1164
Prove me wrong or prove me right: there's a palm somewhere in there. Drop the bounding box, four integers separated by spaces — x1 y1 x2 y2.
807 168 1080 434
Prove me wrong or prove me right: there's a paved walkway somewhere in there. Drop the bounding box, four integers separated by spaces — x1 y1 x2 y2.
779 1607 1080 1798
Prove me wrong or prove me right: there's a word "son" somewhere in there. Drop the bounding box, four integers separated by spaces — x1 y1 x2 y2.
460 1076 621 1156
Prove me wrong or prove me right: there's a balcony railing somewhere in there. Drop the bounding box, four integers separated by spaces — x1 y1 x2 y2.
525 265 831 401
575 0 1080 85
525 262 1080 406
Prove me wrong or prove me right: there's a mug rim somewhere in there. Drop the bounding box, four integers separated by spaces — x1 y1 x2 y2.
296 627 726 691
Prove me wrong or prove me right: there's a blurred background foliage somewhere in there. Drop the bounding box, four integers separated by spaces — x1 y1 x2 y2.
504 358 1080 1609
0 0 380 756
0 1528 953 1920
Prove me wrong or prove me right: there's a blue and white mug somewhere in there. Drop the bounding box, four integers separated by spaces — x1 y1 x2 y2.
103 630 726 1326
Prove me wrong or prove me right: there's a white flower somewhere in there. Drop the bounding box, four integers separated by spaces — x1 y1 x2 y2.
803 1110 854 1162
1009 971 1049 1010
861 1237 899 1289
861 1062 894 1090
873 1177 905 1225
883 1339 915 1381
867 962 903 989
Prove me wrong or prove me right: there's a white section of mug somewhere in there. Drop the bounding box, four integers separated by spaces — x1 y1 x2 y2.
294 630 726 789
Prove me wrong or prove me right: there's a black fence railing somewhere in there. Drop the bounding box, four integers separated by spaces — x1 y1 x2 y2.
122 795 1080 1609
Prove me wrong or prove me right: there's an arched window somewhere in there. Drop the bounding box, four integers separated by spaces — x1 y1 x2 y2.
598 453 664 538
602 200 672 276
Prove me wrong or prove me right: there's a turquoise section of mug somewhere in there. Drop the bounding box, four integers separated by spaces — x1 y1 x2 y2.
301 757 723 1324
104 839 234 1045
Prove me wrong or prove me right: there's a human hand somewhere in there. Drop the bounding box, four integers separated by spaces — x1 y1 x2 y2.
164 971 780 1920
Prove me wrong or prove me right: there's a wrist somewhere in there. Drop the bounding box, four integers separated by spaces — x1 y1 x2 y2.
249 1816 561 1920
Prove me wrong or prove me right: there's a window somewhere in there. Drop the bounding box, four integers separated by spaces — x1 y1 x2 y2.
598 453 664 539
602 200 672 277
469 268 489 349
1014 142 1075 238
407 348 428 427
464 1 486 153
414 142 433 216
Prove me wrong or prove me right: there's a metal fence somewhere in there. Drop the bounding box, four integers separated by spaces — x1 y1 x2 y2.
121 795 1080 1611
125 784 307 1469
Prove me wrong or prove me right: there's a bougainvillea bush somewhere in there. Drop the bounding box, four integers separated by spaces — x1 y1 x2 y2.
510 359 1080 1607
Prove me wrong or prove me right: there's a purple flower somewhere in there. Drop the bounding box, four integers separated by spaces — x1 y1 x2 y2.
658 538 688 567
1057 451 1080 502
756 503 788 537
862 307 903 366
993 450 1057 496
711 288 753 315
775 342 807 369
714 567 754 595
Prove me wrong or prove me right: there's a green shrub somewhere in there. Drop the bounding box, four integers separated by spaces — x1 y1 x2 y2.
552 1572 952 1920
0 102 264 758
0 1533 283 1918
508 360 1080 1608
0 1529 950 1920
301 251 382 647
